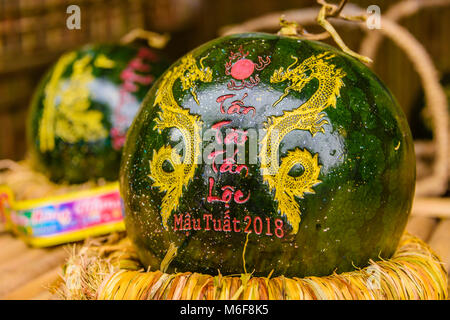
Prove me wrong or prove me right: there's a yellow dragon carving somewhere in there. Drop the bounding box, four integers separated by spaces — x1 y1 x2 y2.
39 53 115 152
148 54 212 229
260 52 346 234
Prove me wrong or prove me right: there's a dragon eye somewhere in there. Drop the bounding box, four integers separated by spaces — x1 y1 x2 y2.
288 163 305 178
162 160 175 173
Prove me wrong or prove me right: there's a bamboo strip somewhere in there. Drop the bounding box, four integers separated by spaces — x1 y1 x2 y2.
406 216 438 242
412 197 450 218
31 290 57 300
428 219 450 274
0 233 17 248
0 249 48 274
0 247 67 297
0 236 29 263
1 266 61 300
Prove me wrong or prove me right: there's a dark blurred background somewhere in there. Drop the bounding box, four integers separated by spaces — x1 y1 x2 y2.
0 0 449 160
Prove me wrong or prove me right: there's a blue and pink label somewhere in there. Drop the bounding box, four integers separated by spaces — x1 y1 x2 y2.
0 184 125 246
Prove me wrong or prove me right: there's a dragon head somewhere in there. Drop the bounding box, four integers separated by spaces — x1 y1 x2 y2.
180 54 212 104
271 55 314 93
271 52 345 107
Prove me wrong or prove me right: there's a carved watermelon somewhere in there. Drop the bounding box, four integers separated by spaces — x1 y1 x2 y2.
28 43 169 183
120 33 415 278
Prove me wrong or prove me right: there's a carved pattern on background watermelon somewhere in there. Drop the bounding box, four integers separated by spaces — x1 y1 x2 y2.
148 54 213 229
39 53 113 152
225 45 271 90
111 48 157 150
260 52 346 234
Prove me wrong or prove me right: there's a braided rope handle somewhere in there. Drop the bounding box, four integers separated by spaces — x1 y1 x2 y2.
220 1 450 198
359 0 450 197
120 28 170 49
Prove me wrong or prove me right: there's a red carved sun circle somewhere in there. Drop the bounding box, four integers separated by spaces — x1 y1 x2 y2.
230 59 255 80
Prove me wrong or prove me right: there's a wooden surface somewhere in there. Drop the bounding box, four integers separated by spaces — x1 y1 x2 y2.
0 215 448 300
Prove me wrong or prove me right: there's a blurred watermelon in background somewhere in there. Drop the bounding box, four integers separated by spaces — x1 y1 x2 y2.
27 43 169 183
